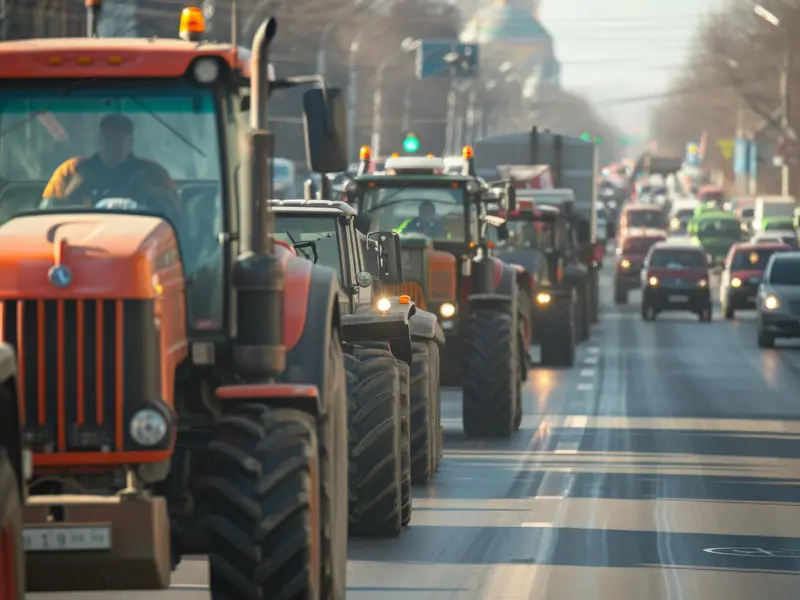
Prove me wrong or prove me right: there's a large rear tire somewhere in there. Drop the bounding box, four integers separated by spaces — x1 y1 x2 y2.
0 449 23 600
345 348 402 538
397 361 412 526
462 311 518 438
409 342 434 484
206 405 322 600
539 298 575 367
425 340 443 473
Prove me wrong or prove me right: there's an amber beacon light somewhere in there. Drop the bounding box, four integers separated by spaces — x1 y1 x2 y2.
179 6 205 41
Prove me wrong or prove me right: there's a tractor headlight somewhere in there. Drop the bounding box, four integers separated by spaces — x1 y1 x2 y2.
129 409 168 446
648 276 659 287
193 58 220 83
620 259 631 269
698 278 708 288
536 292 551 304
466 180 481 194
439 302 456 318
731 277 742 288
377 297 391 312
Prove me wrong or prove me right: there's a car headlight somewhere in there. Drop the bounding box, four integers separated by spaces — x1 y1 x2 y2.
731 277 742 288
193 58 220 83
698 278 707 288
129 409 168 446
648 276 659 287
536 292 551 304
670 218 680 230
377 297 391 312
764 294 780 310
466 180 481 194
439 302 456 318
620 259 631 269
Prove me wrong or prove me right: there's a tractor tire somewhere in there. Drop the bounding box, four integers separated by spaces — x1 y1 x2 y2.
397 361 412 526
539 298 576 367
425 340 443 473
0 449 24 600
462 310 518 438
206 405 323 600
345 347 402 538
409 342 434 484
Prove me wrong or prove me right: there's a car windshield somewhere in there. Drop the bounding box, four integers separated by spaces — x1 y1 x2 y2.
360 183 466 242
0 79 224 330
768 258 800 285
697 218 740 237
491 218 550 251
649 249 706 268
626 210 663 228
274 215 342 281
623 237 662 255
731 248 781 270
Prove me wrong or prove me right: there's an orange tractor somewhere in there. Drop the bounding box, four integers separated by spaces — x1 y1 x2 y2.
0 3 350 598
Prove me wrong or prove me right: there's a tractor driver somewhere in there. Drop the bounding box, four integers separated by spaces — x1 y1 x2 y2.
396 200 451 239
40 114 180 220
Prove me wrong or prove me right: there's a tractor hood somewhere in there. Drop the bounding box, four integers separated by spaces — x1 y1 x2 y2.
0 212 178 299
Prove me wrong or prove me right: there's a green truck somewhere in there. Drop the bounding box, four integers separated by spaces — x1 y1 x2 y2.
687 210 743 263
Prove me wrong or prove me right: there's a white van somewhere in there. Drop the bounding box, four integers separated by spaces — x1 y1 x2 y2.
753 195 796 232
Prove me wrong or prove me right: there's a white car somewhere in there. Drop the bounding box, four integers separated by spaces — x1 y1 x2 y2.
751 230 799 250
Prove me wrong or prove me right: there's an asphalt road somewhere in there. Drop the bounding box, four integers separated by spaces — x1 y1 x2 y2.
31 268 800 599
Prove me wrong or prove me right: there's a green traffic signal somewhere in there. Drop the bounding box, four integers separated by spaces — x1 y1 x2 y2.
403 133 420 153
579 132 592 141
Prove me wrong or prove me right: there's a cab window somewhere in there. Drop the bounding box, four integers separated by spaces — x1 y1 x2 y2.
625 209 663 228
767 257 800 285
274 215 342 281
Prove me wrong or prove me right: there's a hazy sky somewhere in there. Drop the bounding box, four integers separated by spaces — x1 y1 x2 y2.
539 0 728 135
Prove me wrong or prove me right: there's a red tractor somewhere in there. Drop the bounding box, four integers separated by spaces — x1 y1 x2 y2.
0 4 349 597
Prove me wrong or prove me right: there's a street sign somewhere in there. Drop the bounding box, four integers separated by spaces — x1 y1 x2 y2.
717 138 735 160
416 40 479 79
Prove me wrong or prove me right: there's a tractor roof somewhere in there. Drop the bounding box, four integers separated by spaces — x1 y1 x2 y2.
269 199 357 216
0 38 251 79
355 173 474 183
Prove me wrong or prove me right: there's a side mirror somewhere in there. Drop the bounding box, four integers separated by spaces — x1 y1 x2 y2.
354 212 371 236
367 231 403 284
302 88 348 174
505 183 517 212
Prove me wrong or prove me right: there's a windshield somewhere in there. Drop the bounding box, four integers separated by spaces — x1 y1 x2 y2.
274 215 342 280
623 237 662 255
360 183 466 242
741 207 755 218
272 161 293 182
649 249 706 268
490 218 551 251
697 219 741 237
0 80 224 330
732 248 782 270
768 258 800 285
625 210 663 228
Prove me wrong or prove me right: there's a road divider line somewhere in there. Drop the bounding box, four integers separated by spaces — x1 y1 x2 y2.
583 356 598 365
580 369 595 376
577 383 593 391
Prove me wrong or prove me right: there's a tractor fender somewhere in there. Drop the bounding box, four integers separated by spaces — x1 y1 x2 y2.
495 262 521 297
467 292 517 315
408 308 445 347
217 263 341 416
342 310 412 365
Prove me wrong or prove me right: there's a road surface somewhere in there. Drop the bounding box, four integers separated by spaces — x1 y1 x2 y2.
31 270 800 598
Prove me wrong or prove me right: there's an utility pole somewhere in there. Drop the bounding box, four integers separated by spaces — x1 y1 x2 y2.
780 48 791 195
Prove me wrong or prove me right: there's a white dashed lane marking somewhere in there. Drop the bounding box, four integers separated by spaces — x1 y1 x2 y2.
577 383 593 391
583 356 598 365
580 369 595 376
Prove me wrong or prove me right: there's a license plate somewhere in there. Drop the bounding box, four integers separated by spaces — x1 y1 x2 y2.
668 295 689 302
23 525 111 552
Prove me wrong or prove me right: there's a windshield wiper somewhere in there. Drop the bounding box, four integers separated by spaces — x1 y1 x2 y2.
127 96 206 157
0 79 93 142
285 231 334 264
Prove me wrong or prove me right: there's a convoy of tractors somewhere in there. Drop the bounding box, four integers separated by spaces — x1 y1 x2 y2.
0 1 603 598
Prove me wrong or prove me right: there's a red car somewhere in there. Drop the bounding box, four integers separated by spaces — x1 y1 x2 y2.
613 229 667 305
642 242 712 321
617 204 667 245
720 242 791 319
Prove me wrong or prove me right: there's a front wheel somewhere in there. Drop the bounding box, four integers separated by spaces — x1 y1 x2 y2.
0 449 24 600
205 406 322 600
462 310 518 438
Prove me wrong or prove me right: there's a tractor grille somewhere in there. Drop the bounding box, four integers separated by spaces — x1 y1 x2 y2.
0 299 157 453
383 283 426 309
428 264 456 301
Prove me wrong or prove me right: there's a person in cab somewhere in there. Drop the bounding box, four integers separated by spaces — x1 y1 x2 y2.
395 200 451 239
40 114 179 217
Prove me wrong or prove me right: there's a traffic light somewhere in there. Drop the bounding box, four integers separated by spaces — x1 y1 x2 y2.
579 132 592 142
403 132 420 153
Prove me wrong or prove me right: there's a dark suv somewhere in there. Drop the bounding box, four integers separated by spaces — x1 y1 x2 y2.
641 243 712 322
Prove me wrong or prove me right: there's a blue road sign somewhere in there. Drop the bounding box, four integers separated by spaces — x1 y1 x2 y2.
734 138 749 175
416 40 479 79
